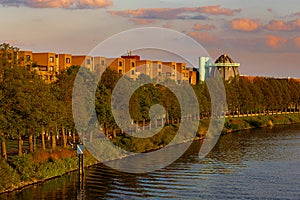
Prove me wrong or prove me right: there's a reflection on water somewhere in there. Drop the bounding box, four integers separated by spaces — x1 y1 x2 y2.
1 124 300 199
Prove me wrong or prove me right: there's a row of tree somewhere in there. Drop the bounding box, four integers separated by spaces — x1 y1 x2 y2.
1 43 300 160
225 77 300 115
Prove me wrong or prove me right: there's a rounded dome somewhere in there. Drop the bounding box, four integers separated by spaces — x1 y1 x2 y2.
215 54 235 64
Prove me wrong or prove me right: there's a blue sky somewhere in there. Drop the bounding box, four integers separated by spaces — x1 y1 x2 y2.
1 0 300 77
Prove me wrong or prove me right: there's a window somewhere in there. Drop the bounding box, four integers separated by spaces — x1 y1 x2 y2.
49 66 54 71
49 57 54 62
118 69 122 74
50 75 54 81
39 66 47 71
86 59 91 65
119 61 122 66
7 53 12 60
101 60 105 65
66 58 70 64
26 55 31 61
158 72 161 76
158 64 161 69
44 75 48 80
131 70 135 75
131 62 135 67
172 65 175 69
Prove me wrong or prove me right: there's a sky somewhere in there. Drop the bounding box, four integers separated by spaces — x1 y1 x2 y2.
0 0 300 78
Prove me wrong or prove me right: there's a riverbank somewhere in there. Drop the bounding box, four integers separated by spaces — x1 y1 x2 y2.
222 113 300 134
1 113 300 194
0 148 98 194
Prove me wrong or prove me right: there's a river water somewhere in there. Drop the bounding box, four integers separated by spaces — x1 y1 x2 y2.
1 124 300 199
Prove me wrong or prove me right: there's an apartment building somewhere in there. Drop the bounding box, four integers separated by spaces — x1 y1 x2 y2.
59 54 72 72
94 56 107 75
18 50 33 69
107 57 125 75
121 55 138 80
32 52 58 82
10 48 200 85
72 55 93 71
162 62 177 82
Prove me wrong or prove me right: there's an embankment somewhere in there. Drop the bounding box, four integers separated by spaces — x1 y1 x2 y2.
1 113 300 194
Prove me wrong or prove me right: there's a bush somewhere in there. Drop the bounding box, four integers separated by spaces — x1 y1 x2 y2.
10 155 36 181
248 119 263 127
0 158 20 191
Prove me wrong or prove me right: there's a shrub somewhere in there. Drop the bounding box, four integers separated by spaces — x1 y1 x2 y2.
248 119 263 128
0 158 20 191
10 155 36 181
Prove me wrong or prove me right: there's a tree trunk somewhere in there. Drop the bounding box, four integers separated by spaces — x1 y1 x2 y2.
62 126 67 148
113 129 117 138
29 134 34 153
72 130 76 144
89 131 93 142
51 133 56 150
105 128 109 138
142 119 145 131
41 126 46 150
18 134 23 156
33 135 37 151
1 139 7 160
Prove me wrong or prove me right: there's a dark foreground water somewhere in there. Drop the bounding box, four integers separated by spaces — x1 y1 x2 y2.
1 124 300 199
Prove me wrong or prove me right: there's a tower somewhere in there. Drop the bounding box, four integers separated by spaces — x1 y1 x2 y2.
199 57 210 82
214 54 240 81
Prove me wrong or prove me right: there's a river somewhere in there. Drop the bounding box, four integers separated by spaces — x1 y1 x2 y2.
1 124 300 199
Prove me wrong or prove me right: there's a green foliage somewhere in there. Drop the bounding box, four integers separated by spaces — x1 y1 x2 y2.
11 155 36 181
35 157 77 179
0 158 20 191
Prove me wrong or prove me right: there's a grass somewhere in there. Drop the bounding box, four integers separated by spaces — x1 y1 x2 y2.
222 114 300 133
0 147 97 193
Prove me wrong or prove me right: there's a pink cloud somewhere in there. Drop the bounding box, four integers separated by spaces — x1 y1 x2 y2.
294 37 300 48
231 18 260 32
200 5 241 16
265 35 287 49
110 5 241 20
188 32 217 43
267 8 273 12
193 23 216 31
130 18 156 25
265 19 300 31
0 0 113 9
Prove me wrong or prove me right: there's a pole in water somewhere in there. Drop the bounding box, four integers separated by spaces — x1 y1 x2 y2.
76 143 85 199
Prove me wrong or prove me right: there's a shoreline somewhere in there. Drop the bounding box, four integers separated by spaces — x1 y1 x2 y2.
1 113 300 195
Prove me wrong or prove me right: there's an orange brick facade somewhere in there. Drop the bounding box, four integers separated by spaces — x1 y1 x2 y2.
13 50 200 85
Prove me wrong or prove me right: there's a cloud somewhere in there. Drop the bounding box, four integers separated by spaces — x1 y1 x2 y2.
265 19 300 31
193 23 216 31
0 0 113 9
109 5 241 20
295 37 300 48
267 8 273 12
230 18 260 32
188 32 217 43
130 18 156 25
265 35 287 49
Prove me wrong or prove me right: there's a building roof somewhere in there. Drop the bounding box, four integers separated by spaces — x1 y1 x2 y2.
214 54 240 67
215 54 235 63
